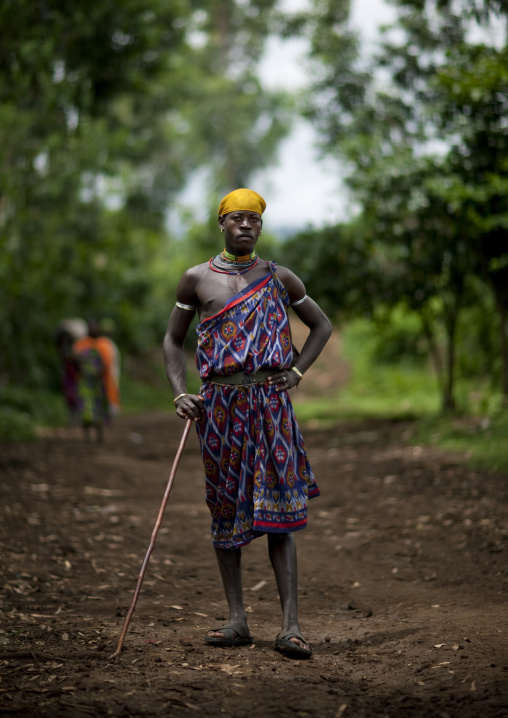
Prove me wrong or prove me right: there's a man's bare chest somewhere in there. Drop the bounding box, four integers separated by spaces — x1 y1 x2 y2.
197 263 270 320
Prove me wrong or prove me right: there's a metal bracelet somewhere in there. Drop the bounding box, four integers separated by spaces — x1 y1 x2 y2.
291 367 303 379
173 393 189 404
290 295 307 307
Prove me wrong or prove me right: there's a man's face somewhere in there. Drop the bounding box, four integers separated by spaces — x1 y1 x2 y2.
219 211 262 254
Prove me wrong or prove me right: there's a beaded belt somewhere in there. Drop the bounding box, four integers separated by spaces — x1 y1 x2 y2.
206 369 277 386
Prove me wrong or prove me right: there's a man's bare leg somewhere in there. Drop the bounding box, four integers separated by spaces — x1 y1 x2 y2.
268 532 310 651
207 547 250 639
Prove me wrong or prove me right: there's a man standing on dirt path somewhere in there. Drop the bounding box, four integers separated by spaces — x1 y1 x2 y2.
163 188 332 659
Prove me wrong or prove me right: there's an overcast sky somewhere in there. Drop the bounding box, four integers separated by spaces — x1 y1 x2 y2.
253 0 396 231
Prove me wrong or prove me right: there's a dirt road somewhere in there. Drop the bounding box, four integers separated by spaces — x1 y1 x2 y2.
1 397 507 717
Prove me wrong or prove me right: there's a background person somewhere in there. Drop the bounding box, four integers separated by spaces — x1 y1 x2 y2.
99 317 121 416
73 319 116 442
54 318 88 426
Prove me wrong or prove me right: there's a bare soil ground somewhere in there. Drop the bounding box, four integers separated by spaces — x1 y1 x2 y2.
1 332 507 717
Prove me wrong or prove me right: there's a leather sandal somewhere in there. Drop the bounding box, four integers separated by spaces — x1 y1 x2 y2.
274 631 312 659
204 620 253 647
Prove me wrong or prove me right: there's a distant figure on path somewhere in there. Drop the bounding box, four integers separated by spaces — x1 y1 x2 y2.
54 318 88 426
72 320 110 442
163 188 332 659
99 318 121 416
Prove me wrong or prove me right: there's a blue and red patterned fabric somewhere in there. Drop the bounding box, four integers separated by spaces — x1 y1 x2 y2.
195 263 319 549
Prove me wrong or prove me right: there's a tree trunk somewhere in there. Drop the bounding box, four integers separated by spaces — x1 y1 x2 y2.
421 315 444 398
443 313 457 412
498 300 508 398
441 281 463 414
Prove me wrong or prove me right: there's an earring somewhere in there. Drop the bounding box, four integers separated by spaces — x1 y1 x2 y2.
220 227 224 232
259 231 262 236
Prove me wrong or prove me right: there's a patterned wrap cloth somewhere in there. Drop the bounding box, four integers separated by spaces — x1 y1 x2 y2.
73 336 120 412
195 263 319 549
72 343 109 426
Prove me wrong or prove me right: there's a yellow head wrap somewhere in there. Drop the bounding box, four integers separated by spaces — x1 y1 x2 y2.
218 188 266 217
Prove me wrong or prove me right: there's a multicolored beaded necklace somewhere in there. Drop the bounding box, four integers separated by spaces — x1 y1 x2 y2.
210 249 259 273
209 249 259 293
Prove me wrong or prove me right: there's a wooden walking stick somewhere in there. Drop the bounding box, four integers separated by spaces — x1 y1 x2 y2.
111 418 192 661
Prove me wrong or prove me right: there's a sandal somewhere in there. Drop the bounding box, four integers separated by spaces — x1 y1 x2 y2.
204 620 253 647
274 631 312 659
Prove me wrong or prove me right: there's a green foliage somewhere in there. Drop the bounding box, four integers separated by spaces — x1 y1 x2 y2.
455 288 502 383
0 0 293 392
177 74 291 191
415 412 508 473
121 352 201 414
296 307 505 427
336 318 440 417
301 0 370 142
432 43 508 336
294 314 508 474
277 219 381 321
169 0 292 193
368 310 428 367
299 0 508 409
0 0 192 386
0 385 67 442
0 408 35 442
294 318 441 426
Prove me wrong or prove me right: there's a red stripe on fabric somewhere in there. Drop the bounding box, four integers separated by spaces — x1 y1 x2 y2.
201 274 271 323
255 517 308 529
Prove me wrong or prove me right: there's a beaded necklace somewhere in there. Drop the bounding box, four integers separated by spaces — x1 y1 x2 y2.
209 250 259 293
223 248 256 262
212 249 258 270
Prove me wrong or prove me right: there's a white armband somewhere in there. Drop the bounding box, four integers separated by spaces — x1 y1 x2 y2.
290 294 307 307
176 301 196 312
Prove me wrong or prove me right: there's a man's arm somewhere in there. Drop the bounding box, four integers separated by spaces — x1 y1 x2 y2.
163 269 205 421
268 266 332 392
290 295 332 374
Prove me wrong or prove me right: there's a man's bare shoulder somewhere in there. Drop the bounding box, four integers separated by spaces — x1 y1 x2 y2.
269 263 306 303
176 261 209 305
182 261 209 282
272 263 296 280
271 263 302 286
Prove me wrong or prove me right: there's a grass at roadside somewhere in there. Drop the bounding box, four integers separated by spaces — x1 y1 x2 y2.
297 319 440 423
120 371 173 414
296 320 507 473
297 395 507 475
413 413 508 473
121 357 201 414
0 386 66 441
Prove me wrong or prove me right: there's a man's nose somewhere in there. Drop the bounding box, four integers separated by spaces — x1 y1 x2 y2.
240 217 252 227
